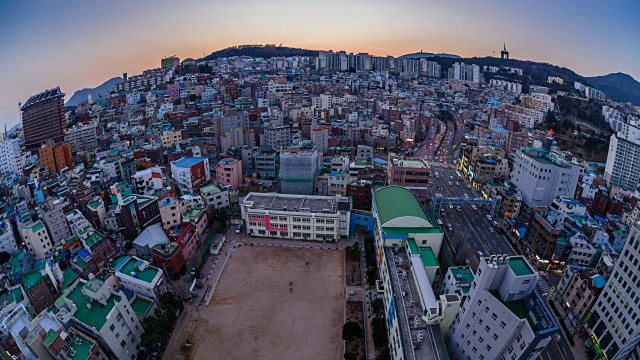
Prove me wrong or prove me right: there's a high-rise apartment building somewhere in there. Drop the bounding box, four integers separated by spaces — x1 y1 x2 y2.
161 56 180 69
447 255 559 360
511 140 581 208
604 120 640 192
20 88 66 151
0 138 24 175
279 146 320 195
586 221 640 360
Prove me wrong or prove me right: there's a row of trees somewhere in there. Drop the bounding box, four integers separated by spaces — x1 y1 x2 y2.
140 293 184 355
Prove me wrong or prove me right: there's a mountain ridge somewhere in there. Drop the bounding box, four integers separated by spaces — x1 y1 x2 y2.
65 77 122 106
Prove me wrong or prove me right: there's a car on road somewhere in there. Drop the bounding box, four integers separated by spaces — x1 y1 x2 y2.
447 224 453 231
456 206 462 211
492 220 499 227
488 228 495 234
471 205 477 210
467 184 472 189
455 182 459 186
448 181 453 186
486 215 493 221
235 224 243 234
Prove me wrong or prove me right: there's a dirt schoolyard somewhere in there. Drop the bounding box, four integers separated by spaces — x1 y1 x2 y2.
177 245 345 360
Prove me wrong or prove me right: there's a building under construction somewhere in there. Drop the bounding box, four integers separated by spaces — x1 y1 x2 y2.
278 146 321 195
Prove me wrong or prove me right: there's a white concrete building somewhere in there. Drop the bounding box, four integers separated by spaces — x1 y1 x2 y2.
114 256 166 302
551 196 587 220
131 167 164 195
59 276 143 360
447 255 559 360
0 219 18 254
503 104 545 128
604 120 640 192
586 221 640 360
40 198 72 245
511 145 581 207
567 233 596 266
170 157 210 194
64 122 98 153
263 122 291 150
200 185 230 209
441 266 475 301
585 86 606 102
310 126 329 154
241 193 351 241
0 138 23 175
19 221 53 260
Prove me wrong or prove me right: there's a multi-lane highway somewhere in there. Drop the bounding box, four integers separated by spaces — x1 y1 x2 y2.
425 166 517 269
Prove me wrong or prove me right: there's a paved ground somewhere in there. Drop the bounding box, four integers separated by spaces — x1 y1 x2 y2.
175 245 345 360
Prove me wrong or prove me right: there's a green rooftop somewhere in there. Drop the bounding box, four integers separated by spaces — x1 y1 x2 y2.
43 329 58 347
508 257 534 277
68 334 93 360
84 231 105 248
406 239 439 267
489 290 538 332
21 221 45 233
183 208 201 218
87 200 102 209
131 297 153 316
383 226 443 235
450 267 475 293
62 268 80 290
67 281 119 330
531 156 553 165
117 257 160 284
374 186 430 226
418 247 439 267
22 270 44 291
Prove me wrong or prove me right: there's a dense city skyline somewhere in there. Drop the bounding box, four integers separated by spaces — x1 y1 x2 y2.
1 0 639 127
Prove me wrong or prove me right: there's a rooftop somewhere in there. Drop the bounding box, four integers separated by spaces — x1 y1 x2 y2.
243 193 342 214
508 257 534 276
450 266 475 292
116 256 160 284
131 297 153 316
67 334 93 360
172 157 207 168
43 329 58 347
407 239 439 267
21 87 63 109
489 289 538 332
22 270 44 291
67 282 119 330
373 186 430 226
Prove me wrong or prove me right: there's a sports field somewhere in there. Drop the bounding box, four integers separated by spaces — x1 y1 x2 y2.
178 245 345 360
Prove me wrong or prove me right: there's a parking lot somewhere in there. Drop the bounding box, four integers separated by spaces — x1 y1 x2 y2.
426 166 517 269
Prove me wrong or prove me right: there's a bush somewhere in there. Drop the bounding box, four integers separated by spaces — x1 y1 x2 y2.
342 321 362 341
344 352 357 360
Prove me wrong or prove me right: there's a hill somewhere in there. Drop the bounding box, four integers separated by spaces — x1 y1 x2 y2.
586 73 640 105
202 45 317 60
66 77 122 106
398 51 460 60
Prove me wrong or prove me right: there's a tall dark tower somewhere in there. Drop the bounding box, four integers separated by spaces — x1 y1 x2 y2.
20 87 66 151
501 43 509 59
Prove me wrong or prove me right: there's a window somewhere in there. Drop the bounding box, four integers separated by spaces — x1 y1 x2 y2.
110 324 116 332
492 313 498 320
478 336 484 343
120 340 126 348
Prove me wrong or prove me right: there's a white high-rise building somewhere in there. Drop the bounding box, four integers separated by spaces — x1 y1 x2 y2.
0 138 23 175
447 255 559 360
511 142 581 207
604 120 640 192
586 221 640 360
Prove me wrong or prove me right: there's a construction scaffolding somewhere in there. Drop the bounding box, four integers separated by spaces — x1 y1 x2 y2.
278 148 320 195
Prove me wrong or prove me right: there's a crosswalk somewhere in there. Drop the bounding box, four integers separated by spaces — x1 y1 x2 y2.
538 277 550 296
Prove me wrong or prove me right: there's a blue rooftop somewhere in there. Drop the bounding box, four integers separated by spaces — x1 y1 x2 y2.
517 227 527 239
594 215 606 222
591 275 606 288
173 157 206 168
372 158 387 165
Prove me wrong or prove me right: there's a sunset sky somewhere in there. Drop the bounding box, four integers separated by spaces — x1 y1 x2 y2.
1 0 638 128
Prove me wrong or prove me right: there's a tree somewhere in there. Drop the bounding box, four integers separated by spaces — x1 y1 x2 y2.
188 94 197 102
216 208 228 223
344 352 357 360
371 298 384 317
345 243 360 262
342 321 362 341
0 252 10 266
173 99 182 106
